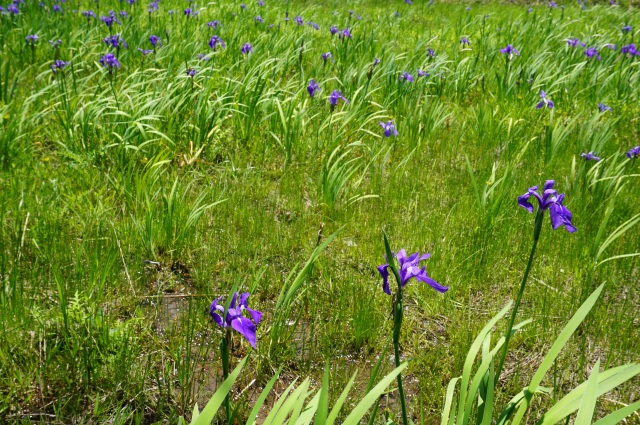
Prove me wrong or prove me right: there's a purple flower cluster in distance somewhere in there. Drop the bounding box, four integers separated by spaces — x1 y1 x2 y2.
377 249 448 295
210 292 262 348
518 180 576 232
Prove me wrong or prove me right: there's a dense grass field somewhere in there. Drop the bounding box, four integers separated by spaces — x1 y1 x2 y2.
1 0 640 423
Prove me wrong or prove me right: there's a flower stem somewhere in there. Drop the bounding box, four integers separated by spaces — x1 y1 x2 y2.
495 210 543 381
220 328 231 424
393 287 409 425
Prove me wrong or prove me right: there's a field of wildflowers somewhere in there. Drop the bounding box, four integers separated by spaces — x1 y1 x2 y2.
1 0 640 423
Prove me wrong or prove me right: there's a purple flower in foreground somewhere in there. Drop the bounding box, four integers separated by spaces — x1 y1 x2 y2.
500 44 520 57
460 37 470 46
104 34 128 49
26 34 39 45
149 35 161 48
241 42 252 54
339 28 352 39
294 15 303 25
536 90 554 109
100 14 118 27
100 53 120 70
379 120 398 137
518 180 576 233
584 47 601 60
209 35 226 50
321 52 332 63
627 146 640 159
400 72 413 82
598 103 612 112
377 250 448 296
50 59 69 72
7 3 19 14
329 90 348 107
307 79 320 97
567 38 586 47
621 44 638 56
210 292 262 348
330 25 338 35
581 152 601 161
184 7 195 16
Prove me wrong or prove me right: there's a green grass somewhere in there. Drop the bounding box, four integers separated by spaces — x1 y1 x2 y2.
1 0 639 423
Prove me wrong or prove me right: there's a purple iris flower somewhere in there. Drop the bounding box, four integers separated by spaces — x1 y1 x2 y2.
100 53 120 71
120 10 128 18
339 28 352 39
149 35 161 48
52 4 62 12
184 7 195 16
405 0 412 4
598 103 612 112
208 20 219 28
626 146 640 159
307 21 319 30
417 69 429 77
186 68 198 77
50 59 69 72
7 3 19 14
49 39 62 48
379 121 398 137
585 47 601 60
329 90 348 107
240 3 247 9
148 1 158 13
536 90 554 109
460 37 470 46
254 15 262 23
25 34 39 45
330 25 338 35
500 44 520 56
581 152 601 161
604 44 616 50
527 7 533 13
427 48 436 57
241 42 252 54
104 34 128 49
307 79 320 97
549 1 557 7
321 52 332 63
82 10 96 18
622 25 632 33
377 250 448 296
294 15 303 25
208 35 226 50
138 48 153 55
258 0 264 6
518 180 576 232
621 44 638 56
100 14 118 27
400 72 413 82
197 53 210 61
373 57 380 66
210 292 262 348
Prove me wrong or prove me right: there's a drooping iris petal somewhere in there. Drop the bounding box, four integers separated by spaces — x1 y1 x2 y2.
377 264 391 295
231 316 257 348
